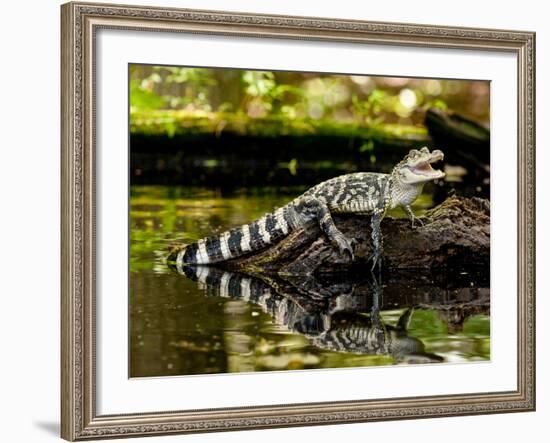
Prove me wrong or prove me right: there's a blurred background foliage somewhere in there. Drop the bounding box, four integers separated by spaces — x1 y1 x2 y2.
129 65 489 135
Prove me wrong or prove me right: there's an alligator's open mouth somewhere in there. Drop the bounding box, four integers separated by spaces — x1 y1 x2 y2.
410 152 445 179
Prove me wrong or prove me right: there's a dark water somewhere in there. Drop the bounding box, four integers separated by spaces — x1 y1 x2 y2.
129 185 490 378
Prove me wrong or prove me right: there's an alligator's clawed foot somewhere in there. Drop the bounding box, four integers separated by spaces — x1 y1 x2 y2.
410 216 425 229
334 236 355 262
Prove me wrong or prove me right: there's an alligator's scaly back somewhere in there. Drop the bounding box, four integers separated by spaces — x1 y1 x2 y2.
176 205 297 265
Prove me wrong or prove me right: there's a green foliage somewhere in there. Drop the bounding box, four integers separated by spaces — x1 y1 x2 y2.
162 67 216 86
243 71 277 97
129 66 462 127
242 71 303 116
287 158 298 176
352 89 387 124
359 140 374 153
129 78 165 112
423 98 448 111
129 65 217 113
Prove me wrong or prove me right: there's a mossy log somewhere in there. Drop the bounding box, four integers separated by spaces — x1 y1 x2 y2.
131 109 428 141
219 196 489 276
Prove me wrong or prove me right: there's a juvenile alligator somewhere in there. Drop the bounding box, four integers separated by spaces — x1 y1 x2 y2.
172 147 444 270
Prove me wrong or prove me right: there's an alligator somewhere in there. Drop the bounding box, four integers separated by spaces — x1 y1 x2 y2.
180 265 444 364
172 147 444 270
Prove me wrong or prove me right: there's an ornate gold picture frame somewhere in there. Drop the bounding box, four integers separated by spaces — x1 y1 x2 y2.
61 1 535 440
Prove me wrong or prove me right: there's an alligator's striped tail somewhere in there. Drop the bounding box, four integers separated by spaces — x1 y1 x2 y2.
175 205 296 266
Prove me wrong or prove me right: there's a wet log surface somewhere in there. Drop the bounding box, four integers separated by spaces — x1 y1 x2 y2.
220 195 490 276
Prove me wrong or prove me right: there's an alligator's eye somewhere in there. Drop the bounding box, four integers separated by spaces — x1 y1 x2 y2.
409 149 420 157
420 147 429 154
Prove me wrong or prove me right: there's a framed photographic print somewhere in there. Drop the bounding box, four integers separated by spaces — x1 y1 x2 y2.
61 1 536 440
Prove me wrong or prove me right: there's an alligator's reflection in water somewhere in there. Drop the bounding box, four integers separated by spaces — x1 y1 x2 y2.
179 266 489 365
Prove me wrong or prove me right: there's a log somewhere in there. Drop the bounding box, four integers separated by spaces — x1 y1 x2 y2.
219 195 490 275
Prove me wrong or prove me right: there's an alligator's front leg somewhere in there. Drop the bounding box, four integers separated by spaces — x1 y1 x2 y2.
403 205 424 229
295 198 355 261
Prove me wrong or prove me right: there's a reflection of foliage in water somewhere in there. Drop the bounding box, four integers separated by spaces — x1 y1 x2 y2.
129 185 489 377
